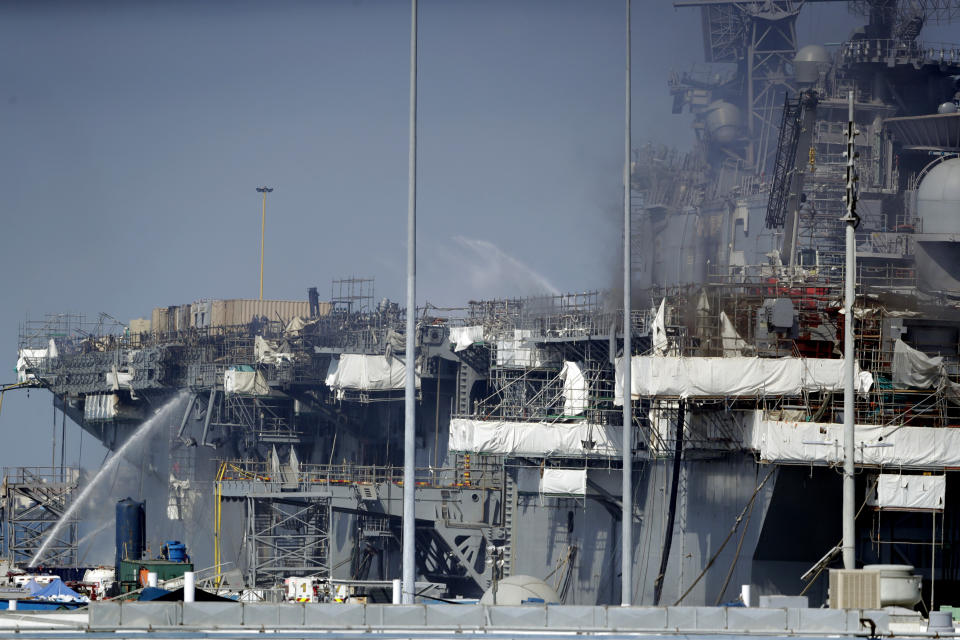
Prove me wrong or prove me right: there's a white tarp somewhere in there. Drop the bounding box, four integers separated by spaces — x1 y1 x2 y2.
84 394 119 421
748 413 960 468
893 339 943 388
496 329 558 368
106 370 133 390
224 369 270 396
890 340 960 404
560 361 587 416
448 418 622 457
15 339 58 383
324 354 419 392
651 298 670 355
539 468 587 496
720 311 750 356
255 335 294 365
615 356 874 402
449 326 484 352
284 316 310 337
867 474 945 511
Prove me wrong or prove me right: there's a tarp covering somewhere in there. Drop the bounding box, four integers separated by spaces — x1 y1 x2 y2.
145 586 235 602
35 579 86 603
224 369 270 396
448 418 622 457
255 335 293 365
748 414 960 468
720 311 751 356
495 330 558 368
893 339 943 388
284 316 314 338
139 587 172 601
890 339 960 403
560 361 587 416
106 370 133 389
867 474 945 511
615 356 873 402
15 340 57 382
324 354 418 392
84 394 119 421
539 468 587 495
651 298 670 355
23 579 42 595
449 326 485 352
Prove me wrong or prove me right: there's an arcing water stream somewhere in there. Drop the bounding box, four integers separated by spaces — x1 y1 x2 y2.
28 392 186 567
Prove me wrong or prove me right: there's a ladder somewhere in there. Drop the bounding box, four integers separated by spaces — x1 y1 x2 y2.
766 93 805 228
500 470 517 577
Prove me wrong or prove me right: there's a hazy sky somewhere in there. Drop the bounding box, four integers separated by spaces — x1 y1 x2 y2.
1 0 864 470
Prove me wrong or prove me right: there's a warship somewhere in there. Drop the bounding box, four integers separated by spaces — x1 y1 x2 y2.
10 0 960 609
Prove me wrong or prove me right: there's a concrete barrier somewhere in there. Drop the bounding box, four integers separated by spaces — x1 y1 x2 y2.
84 601 896 634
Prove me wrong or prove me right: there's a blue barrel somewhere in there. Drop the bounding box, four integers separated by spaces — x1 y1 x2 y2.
163 541 187 563
115 498 145 568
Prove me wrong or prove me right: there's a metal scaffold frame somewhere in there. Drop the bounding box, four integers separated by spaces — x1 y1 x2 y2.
2 467 79 567
331 277 375 315
245 495 332 588
450 291 649 428
630 283 960 431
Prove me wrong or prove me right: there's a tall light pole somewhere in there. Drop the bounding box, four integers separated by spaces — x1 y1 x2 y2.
841 91 859 570
401 0 418 605
256 186 273 301
621 0 633 607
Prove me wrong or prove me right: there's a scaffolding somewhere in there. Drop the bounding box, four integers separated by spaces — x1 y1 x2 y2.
217 458 506 589
245 494 331 588
331 277 375 315
2 467 79 567
448 292 650 427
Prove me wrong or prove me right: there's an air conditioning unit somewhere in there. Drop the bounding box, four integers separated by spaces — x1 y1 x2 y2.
829 569 881 609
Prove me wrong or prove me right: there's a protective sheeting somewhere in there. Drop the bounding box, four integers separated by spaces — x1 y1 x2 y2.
23 579 43 595
891 340 960 404
324 354 418 392
496 330 557 368
85 394 119 421
720 311 751 356
539 468 587 496
224 369 270 396
16 339 58 383
651 298 670 355
867 474 945 511
35 579 87 603
892 339 943 388
749 414 960 468
255 335 293 365
449 326 485 352
559 361 587 416
615 356 874 403
106 370 133 390
284 316 314 338
448 418 622 457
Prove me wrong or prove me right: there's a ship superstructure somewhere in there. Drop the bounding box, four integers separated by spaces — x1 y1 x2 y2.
10 0 960 607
